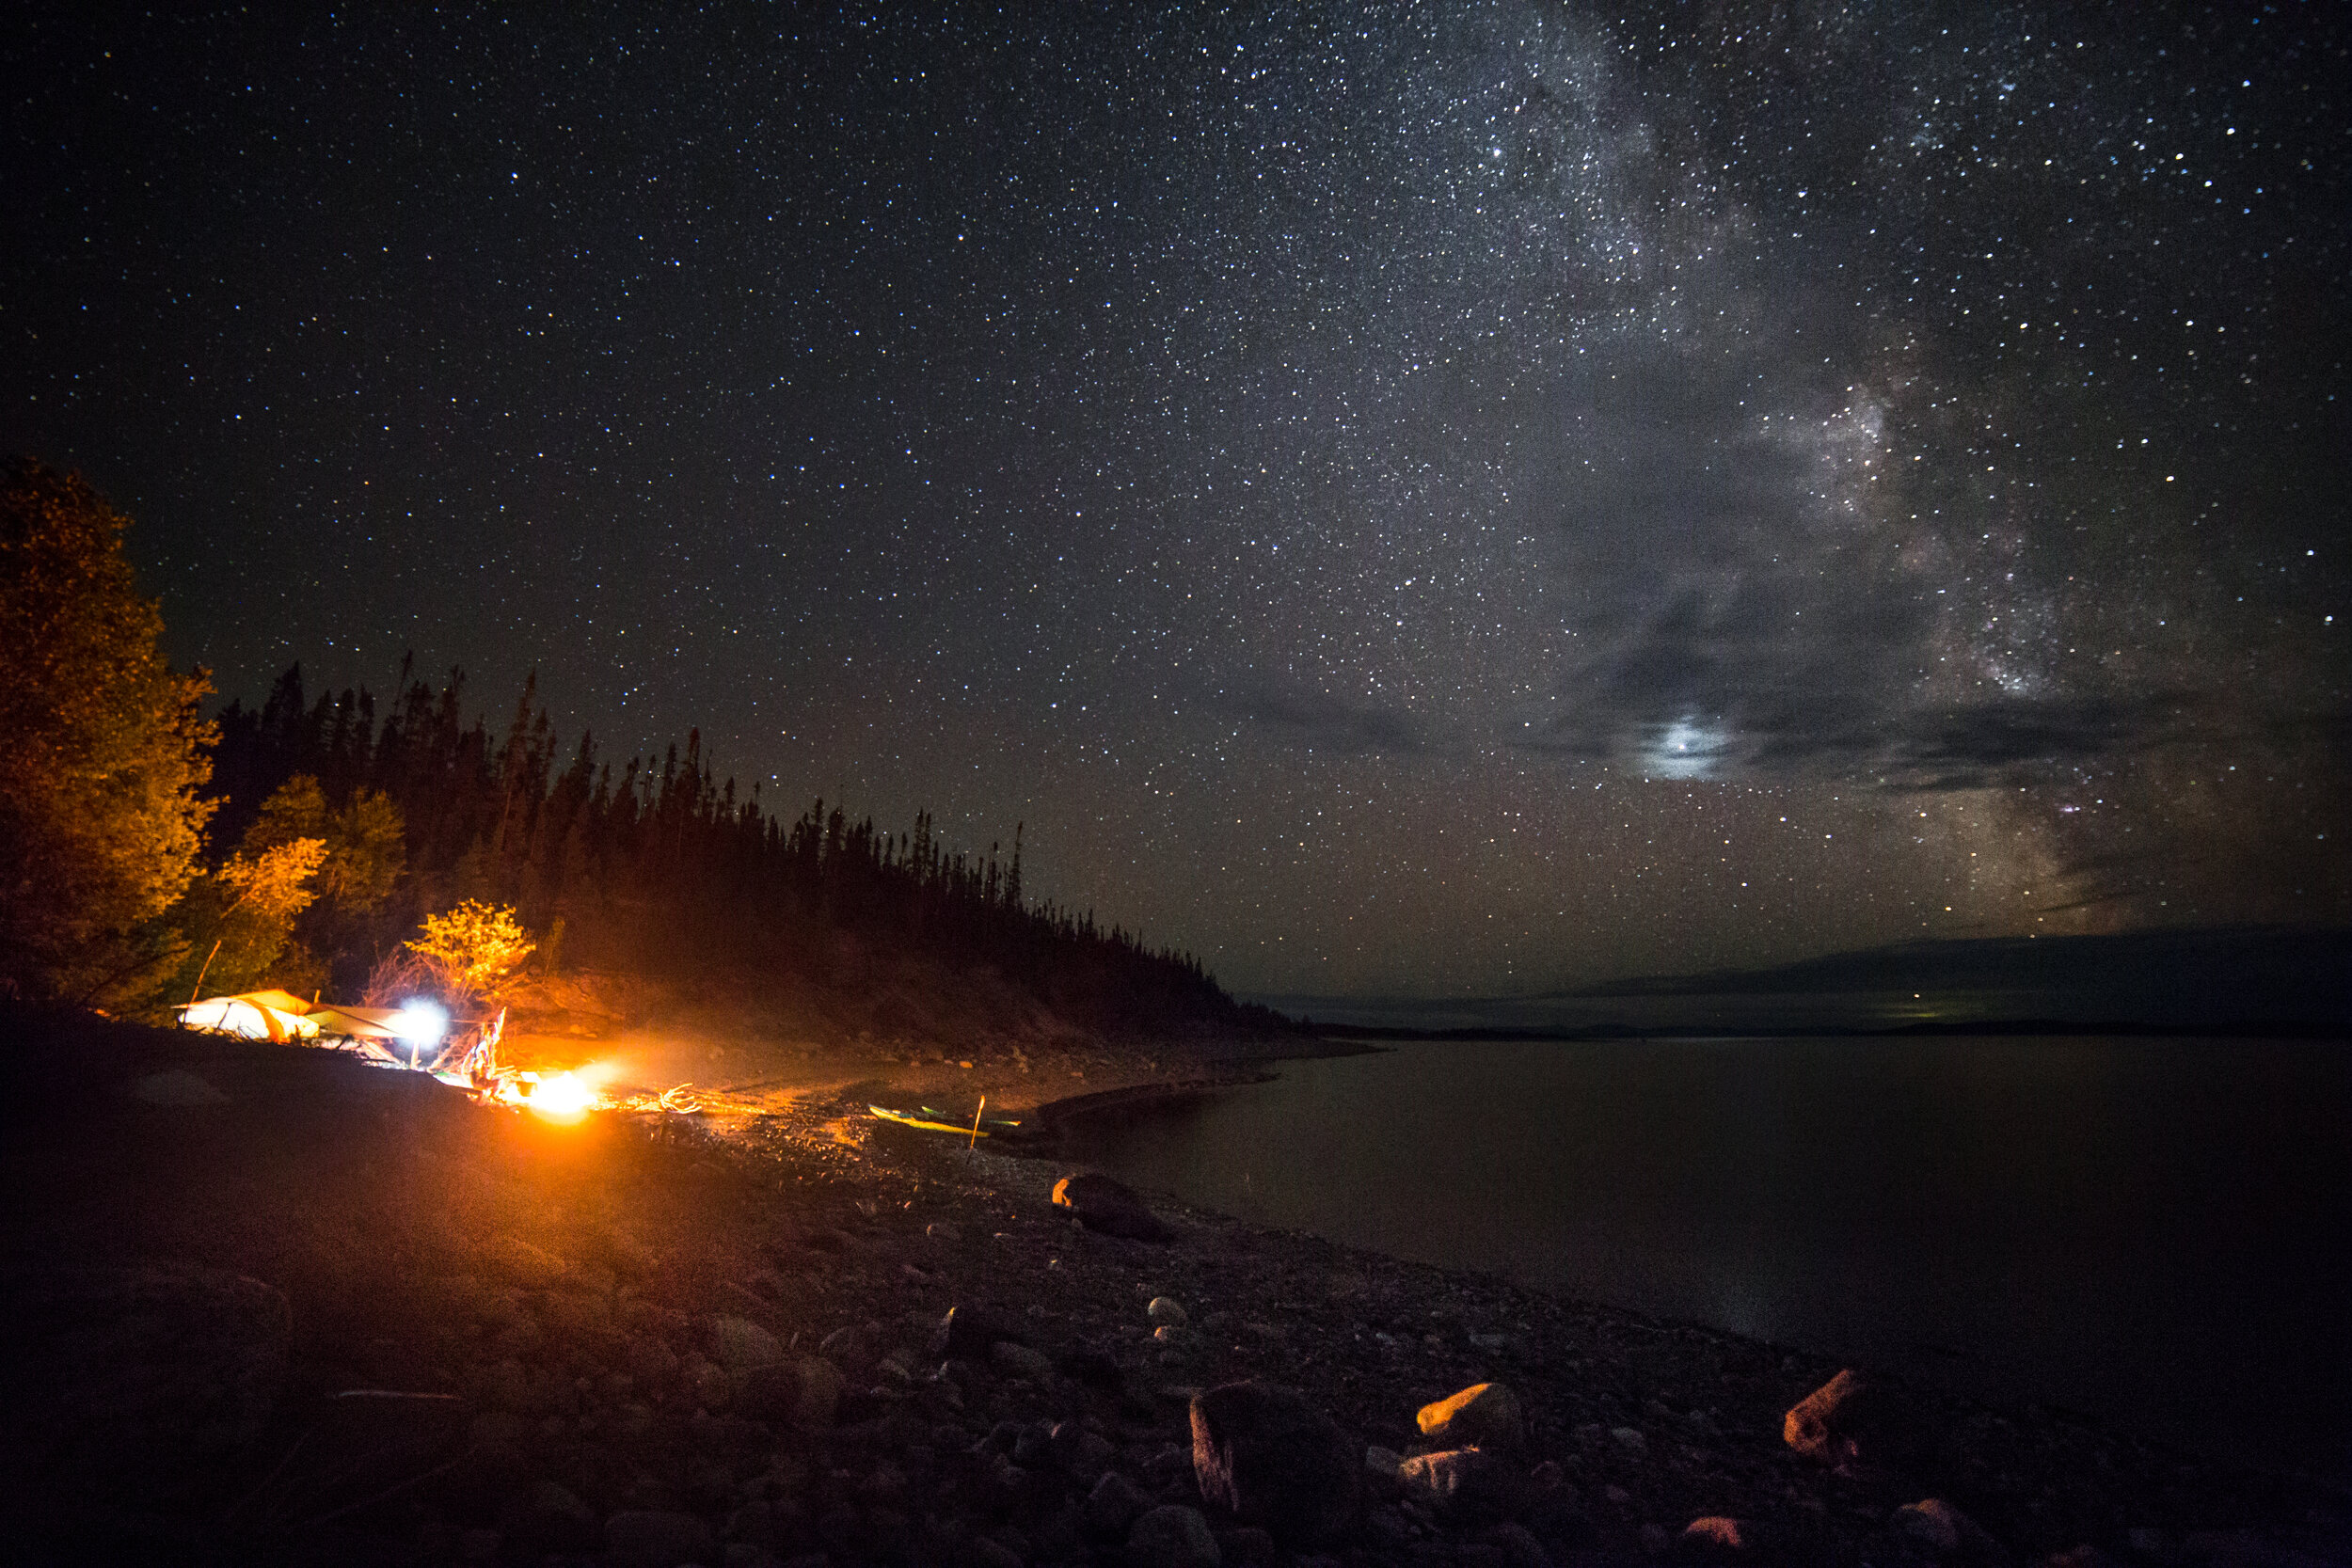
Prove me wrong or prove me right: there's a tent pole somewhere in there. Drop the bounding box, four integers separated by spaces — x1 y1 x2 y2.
187 938 225 1010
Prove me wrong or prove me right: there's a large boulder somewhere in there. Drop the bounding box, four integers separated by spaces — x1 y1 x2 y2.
931 1303 1032 1360
1416 1382 1524 1451
1396 1448 1527 1525
1189 1382 1360 1546
1782 1369 1920 1472
1054 1172 1174 1243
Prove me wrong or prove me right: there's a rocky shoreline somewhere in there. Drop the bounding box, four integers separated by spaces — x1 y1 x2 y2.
1 1010 2345 1567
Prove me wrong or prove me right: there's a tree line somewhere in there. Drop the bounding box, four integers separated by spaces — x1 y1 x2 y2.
1 458 1279 1039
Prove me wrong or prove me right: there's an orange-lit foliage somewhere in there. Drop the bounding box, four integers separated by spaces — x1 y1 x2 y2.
406 898 535 1003
0 460 215 1005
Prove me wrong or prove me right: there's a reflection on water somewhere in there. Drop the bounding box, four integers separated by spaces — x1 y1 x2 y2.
1057 1036 2352 1481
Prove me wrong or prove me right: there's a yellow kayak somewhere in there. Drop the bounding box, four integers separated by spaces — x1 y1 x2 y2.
869 1103 990 1137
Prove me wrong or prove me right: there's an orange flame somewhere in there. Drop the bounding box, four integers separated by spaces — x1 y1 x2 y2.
525 1070 596 1122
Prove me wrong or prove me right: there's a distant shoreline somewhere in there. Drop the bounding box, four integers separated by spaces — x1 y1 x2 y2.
1289 1016 2352 1043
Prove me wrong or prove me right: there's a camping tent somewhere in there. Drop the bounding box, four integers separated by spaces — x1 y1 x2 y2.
305 1002 450 1066
304 1004 411 1041
177 991 322 1042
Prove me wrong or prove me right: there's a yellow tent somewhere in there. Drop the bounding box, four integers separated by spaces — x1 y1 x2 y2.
304 1003 409 1040
177 991 321 1042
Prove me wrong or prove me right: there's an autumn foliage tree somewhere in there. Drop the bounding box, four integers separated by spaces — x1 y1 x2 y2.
172 836 328 1002
0 460 215 1005
405 899 534 1007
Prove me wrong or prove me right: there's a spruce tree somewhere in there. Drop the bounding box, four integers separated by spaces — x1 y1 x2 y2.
0 460 216 1004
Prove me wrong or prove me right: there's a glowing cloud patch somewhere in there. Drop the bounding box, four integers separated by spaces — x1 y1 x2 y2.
1644 717 1730 780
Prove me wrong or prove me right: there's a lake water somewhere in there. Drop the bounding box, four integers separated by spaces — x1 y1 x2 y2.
1056 1036 2352 1481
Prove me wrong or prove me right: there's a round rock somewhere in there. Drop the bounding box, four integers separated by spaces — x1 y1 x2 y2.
1415 1382 1523 1452
1127 1504 1221 1568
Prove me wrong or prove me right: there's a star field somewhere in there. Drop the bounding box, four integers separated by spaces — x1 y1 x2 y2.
5 3 2344 996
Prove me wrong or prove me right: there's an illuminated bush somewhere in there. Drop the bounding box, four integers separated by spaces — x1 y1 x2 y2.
405 899 535 1004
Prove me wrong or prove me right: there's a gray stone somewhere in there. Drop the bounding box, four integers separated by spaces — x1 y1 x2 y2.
1891 1497 2010 1563
1012 1422 1056 1467
735 1356 842 1429
597 1227 660 1278
932 1303 1031 1359
604 1509 718 1568
684 1354 733 1411
993 1340 1057 1382
1087 1470 1150 1539
1127 1504 1221 1568
1674 1517 1760 1563
627 1334 681 1386
1896 1497 1962 1552
1147 1296 1188 1327
709 1315 785 1371
1057 1345 1124 1391
1397 1448 1526 1525
1189 1382 1360 1546
540 1288 620 1345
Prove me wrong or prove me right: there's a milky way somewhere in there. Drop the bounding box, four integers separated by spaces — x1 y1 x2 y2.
6 3 2344 995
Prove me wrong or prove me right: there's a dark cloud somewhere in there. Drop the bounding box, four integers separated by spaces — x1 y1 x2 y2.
1211 673 1428 757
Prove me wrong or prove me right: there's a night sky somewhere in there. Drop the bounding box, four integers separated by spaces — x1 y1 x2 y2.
6 4 2345 1000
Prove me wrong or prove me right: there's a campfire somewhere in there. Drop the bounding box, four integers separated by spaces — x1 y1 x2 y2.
177 990 731 1120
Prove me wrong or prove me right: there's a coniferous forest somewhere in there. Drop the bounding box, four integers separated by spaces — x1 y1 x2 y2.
205 659 1283 1041
4 459 1277 1043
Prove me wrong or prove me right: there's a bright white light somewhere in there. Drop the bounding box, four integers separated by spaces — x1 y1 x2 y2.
389 1001 448 1048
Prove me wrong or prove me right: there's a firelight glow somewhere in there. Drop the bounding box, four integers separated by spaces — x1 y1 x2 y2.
524 1071 596 1123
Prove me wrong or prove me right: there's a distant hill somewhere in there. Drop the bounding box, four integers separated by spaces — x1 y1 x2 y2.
1262 926 2352 1036
1579 926 2352 1023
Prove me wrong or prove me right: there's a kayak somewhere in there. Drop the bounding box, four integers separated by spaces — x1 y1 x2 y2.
920 1104 1022 1129
869 1104 993 1136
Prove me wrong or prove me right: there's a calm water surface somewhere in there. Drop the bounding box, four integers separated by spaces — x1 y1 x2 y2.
1057 1036 2352 1480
